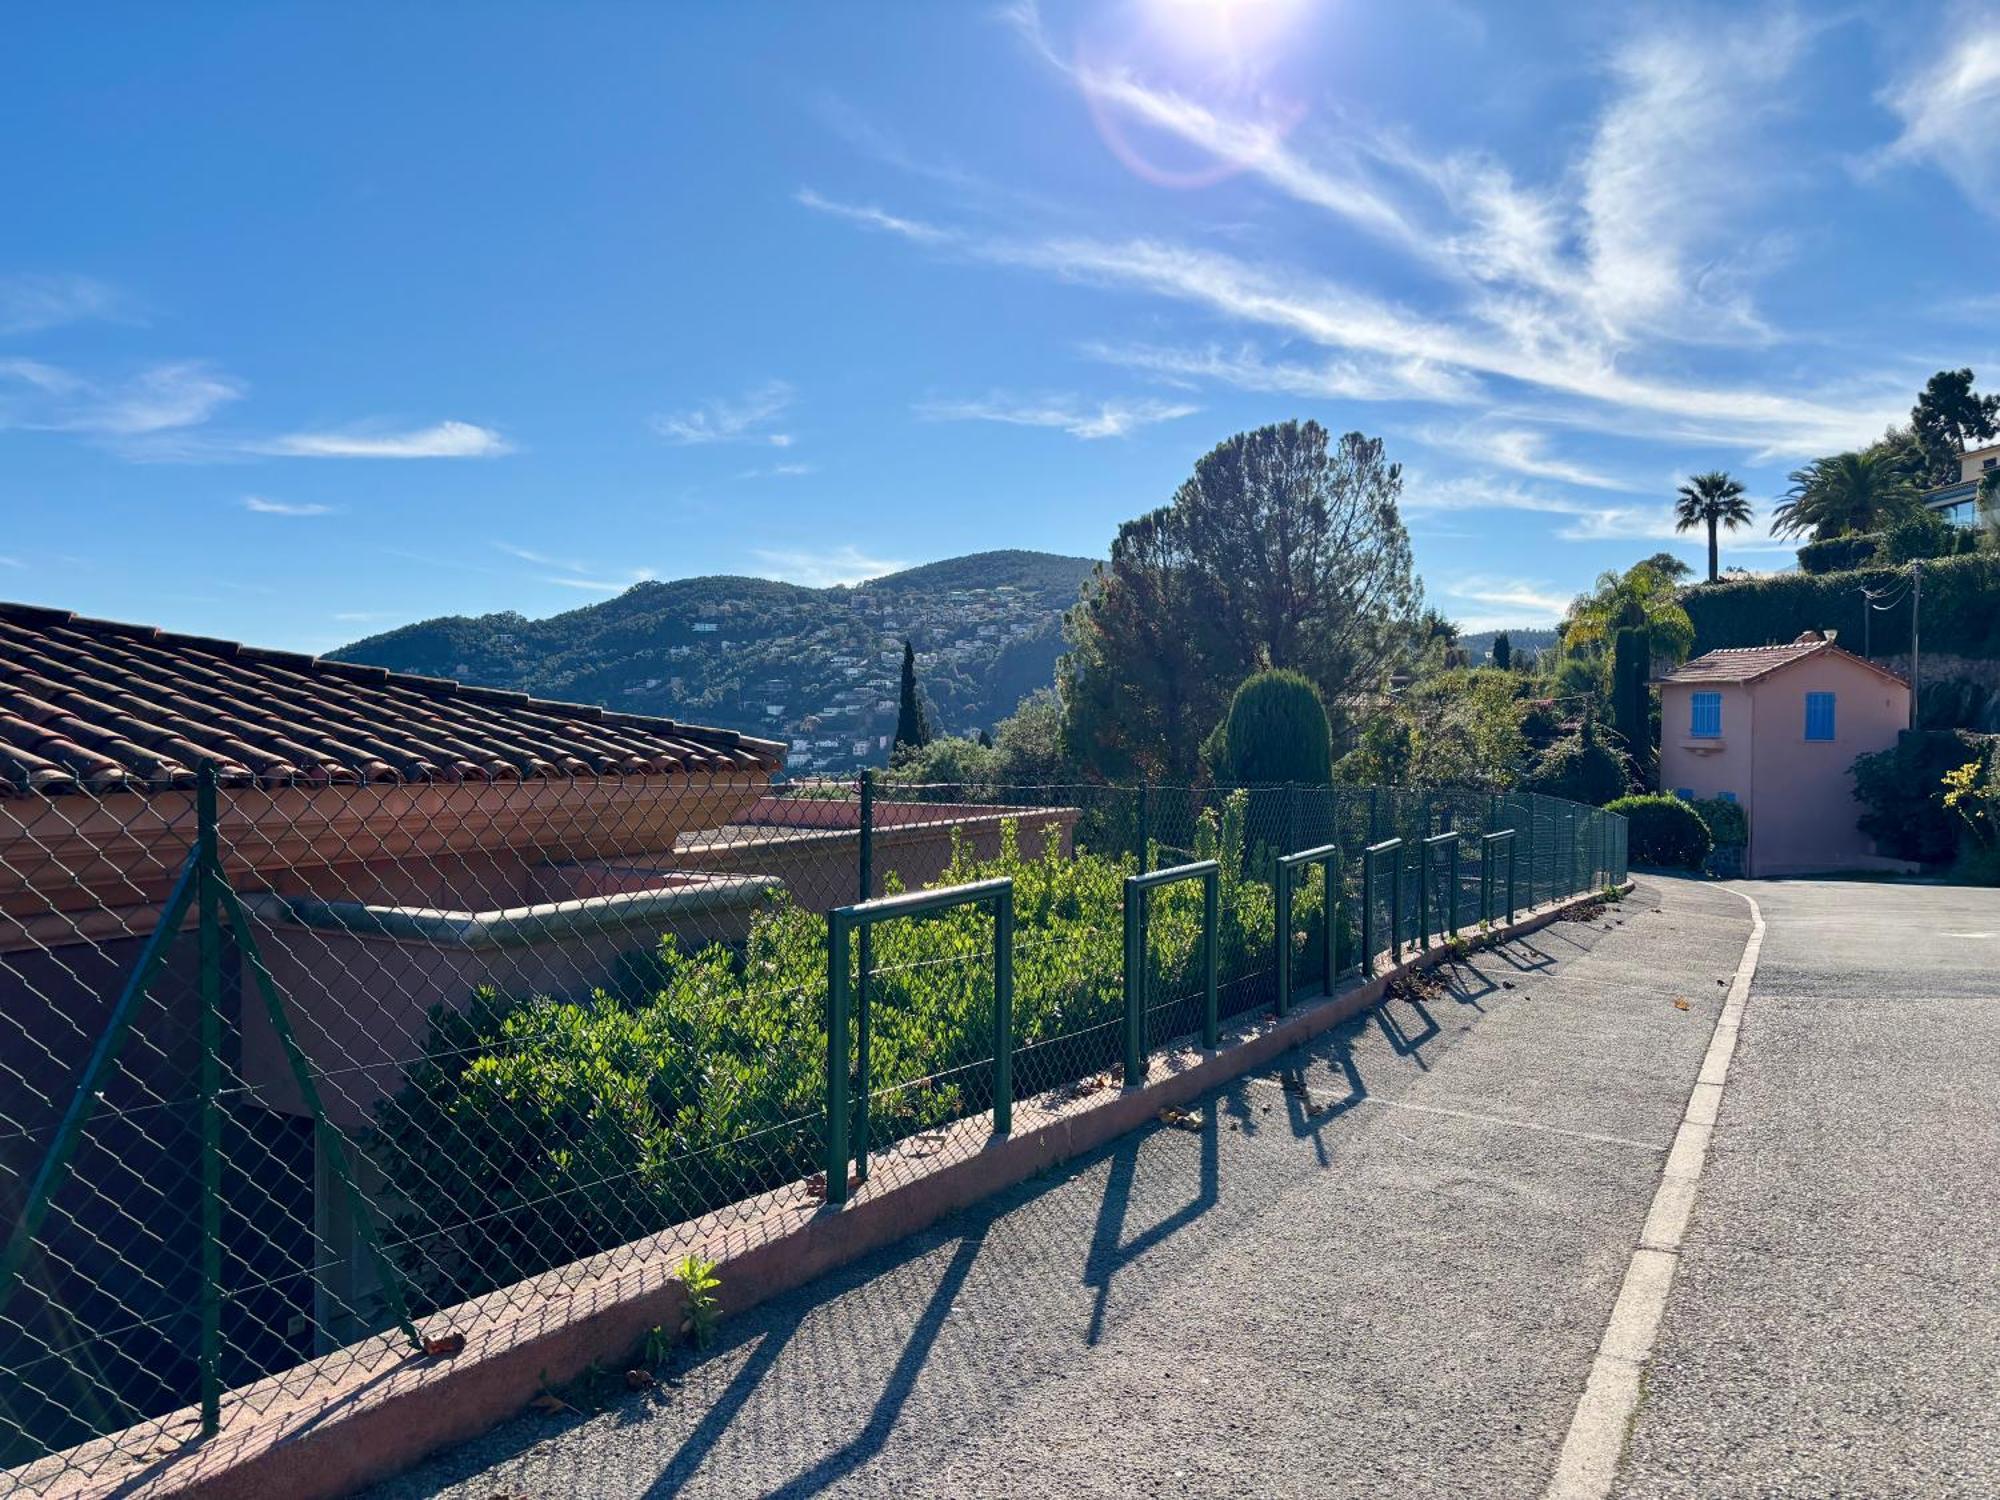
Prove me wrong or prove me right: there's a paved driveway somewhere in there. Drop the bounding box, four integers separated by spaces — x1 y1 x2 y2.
370 878 1755 1500
1613 880 2000 1500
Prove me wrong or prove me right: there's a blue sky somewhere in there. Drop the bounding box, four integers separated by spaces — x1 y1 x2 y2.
4 1 1998 651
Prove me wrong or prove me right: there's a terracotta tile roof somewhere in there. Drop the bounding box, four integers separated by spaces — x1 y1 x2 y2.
1657 635 1908 689
0 600 786 796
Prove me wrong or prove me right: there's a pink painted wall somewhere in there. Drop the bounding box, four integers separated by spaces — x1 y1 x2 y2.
1659 653 1909 876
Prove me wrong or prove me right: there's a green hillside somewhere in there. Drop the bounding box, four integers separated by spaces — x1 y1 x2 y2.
333 550 1098 772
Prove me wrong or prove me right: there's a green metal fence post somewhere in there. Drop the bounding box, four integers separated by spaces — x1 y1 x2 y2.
1360 845 1376 977
1389 842 1404 960
1321 843 1337 990
1416 837 1431 949
1274 858 1295 1017
196 764 223 1436
1201 868 1219 1050
1122 878 1145 1084
856 770 874 1147
825 915 851 1203
1448 835 1461 937
993 889 1014 1135
1507 829 1518 922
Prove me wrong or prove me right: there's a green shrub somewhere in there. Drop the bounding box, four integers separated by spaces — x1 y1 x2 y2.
1850 730 1998 862
1797 533 1879 574
1684 551 2000 658
1607 795 1712 870
1523 713 1629 806
1689 795 1747 848
1877 508 1956 565
1211 669 1332 786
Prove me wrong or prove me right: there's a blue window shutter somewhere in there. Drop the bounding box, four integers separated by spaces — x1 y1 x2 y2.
1690 692 1722 738
1804 692 1835 741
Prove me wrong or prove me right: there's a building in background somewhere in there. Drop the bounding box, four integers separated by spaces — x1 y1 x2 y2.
1656 632 1911 877
1923 441 2000 528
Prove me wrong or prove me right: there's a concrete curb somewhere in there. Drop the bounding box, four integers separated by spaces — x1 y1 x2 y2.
35 885 1625 1500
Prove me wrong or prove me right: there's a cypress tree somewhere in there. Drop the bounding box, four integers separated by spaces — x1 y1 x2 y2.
1610 626 1651 784
894 639 932 753
1492 631 1512 670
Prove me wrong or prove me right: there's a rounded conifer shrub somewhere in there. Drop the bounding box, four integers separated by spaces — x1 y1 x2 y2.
1213 669 1332 785
1606 794 1713 870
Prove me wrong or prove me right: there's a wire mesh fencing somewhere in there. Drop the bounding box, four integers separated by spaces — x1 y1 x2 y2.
0 769 1624 1492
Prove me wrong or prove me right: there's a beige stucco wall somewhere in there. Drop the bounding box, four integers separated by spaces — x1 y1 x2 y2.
1660 655 1909 877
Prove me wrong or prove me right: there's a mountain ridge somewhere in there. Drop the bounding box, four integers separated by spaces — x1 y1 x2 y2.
332 549 1099 772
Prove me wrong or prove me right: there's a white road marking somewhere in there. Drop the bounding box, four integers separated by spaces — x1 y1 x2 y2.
1543 886 1765 1500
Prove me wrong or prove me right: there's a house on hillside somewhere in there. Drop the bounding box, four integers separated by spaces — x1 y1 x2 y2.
1656 631 1911 877
1924 441 1999 528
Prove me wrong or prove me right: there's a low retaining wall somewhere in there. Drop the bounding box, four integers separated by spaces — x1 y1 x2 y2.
20 883 1626 1500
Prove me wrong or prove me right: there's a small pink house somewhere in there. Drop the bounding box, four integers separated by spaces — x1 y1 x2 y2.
1657 632 1911 877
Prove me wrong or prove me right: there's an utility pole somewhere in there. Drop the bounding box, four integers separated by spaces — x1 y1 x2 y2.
1910 559 1922 730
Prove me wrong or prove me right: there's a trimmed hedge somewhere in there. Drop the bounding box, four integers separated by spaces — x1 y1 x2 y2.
1606 794 1713 870
1796 534 1880 575
1690 796 1747 848
1685 551 2000 659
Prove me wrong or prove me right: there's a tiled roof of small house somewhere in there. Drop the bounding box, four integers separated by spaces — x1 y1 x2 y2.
0 600 786 796
1656 632 1909 689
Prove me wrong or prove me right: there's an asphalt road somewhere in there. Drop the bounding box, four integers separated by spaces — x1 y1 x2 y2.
370 876 1755 1500
1612 880 2000 1500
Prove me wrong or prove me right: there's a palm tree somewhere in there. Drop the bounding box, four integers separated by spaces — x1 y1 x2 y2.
1769 451 1918 541
1674 471 1753 583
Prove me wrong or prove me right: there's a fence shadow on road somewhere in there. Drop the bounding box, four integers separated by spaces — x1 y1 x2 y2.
386 933 1584 1500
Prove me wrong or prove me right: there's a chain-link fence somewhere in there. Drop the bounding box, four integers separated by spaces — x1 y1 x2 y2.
0 770 1623 1492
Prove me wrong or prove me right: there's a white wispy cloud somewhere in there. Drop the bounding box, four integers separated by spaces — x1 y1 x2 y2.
243 495 336 516
259 420 509 459
0 358 243 436
652 379 796 446
492 541 655 593
1010 0 1804 347
1574 15 1807 342
752 544 910 588
1080 340 1478 404
736 461 816 480
1425 425 1633 491
544 572 657 592
799 189 1899 456
794 189 952 246
1439 574 1573 629
1875 23 2000 214
0 272 121 334
916 392 1198 439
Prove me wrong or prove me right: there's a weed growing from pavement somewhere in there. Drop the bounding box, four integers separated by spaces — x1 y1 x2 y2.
676 1253 722 1350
